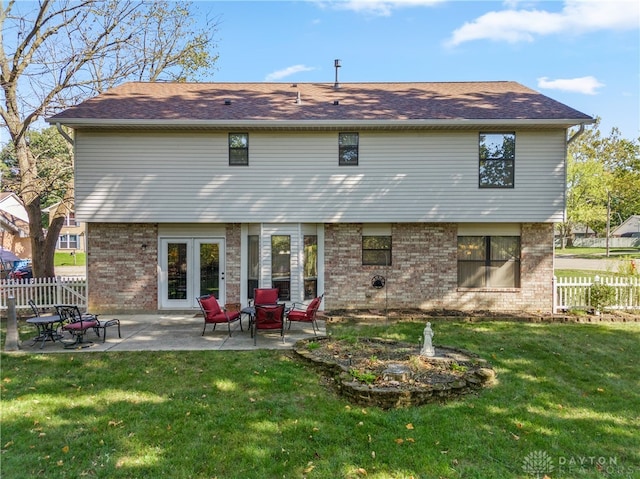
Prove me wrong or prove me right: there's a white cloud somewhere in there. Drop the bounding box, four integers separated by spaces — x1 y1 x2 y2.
264 65 316 82
537 76 605 95
447 0 639 46
320 0 444 17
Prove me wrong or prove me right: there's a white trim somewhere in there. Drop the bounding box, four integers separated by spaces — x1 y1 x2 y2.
47 118 593 130
362 223 392 236
457 223 521 236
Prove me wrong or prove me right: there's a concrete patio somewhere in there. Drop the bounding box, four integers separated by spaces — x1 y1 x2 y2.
19 313 326 353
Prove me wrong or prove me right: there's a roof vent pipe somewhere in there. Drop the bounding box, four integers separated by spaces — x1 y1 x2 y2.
334 59 341 89
296 91 302 105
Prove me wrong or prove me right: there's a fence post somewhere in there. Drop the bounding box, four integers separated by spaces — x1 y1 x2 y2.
552 276 557 314
4 295 21 351
56 276 62 305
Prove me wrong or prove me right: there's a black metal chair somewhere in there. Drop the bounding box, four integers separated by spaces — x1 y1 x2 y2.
55 305 99 348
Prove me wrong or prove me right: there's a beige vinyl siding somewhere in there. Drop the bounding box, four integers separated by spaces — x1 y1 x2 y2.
74 129 566 223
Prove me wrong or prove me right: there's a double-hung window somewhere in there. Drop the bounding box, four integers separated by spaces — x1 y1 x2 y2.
362 236 392 266
58 234 79 250
339 132 359 166
479 132 515 188
229 133 249 166
457 236 520 288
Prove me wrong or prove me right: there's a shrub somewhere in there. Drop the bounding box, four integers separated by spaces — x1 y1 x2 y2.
589 282 616 312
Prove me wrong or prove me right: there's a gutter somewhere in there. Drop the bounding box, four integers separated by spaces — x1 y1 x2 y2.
47 118 593 131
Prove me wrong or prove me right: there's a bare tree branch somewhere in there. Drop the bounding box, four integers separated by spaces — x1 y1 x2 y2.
1 0 219 277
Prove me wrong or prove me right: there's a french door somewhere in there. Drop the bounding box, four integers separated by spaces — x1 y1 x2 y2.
160 238 225 309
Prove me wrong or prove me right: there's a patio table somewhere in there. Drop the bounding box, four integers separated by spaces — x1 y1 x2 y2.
26 315 64 349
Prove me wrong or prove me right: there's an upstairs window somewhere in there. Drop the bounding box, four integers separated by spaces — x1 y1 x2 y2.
64 212 77 226
479 132 515 188
229 133 249 166
339 132 359 166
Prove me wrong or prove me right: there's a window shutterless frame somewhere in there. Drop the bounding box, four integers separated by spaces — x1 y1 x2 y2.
457 235 520 288
229 133 249 166
339 132 359 166
479 132 515 188
362 236 392 266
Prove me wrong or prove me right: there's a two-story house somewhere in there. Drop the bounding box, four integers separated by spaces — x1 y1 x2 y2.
43 202 86 253
47 81 593 314
0 192 31 260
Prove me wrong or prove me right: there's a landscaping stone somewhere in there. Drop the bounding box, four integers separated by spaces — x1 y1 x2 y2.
294 336 497 409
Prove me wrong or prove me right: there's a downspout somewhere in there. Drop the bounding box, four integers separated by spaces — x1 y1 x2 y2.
55 122 74 145
555 123 587 313
567 123 585 145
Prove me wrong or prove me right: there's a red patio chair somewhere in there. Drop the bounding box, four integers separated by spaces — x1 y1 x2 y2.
253 288 279 306
252 303 285 345
286 294 324 336
197 295 242 336
55 304 100 349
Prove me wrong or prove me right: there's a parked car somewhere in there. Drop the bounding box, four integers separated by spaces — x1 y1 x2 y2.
620 232 640 238
9 262 33 280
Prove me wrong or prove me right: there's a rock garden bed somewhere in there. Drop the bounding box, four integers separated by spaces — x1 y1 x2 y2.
294 336 496 409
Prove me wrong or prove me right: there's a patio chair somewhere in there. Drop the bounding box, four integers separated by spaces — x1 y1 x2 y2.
245 288 280 329
197 295 242 336
253 288 279 306
55 304 100 349
286 294 324 336
252 303 285 345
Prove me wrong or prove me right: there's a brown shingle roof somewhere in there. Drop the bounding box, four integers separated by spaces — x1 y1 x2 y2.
49 81 592 124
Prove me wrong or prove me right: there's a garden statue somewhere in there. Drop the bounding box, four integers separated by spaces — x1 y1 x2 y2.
420 322 435 357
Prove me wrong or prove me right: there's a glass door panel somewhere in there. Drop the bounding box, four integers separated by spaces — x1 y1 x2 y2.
198 242 220 299
167 242 188 300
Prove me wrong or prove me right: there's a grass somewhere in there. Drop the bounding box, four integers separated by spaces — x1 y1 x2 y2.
555 247 640 259
54 252 86 267
553 269 635 279
2 319 639 478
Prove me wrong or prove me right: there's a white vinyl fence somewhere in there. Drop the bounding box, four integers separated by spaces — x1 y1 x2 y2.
0 277 87 314
554 276 640 313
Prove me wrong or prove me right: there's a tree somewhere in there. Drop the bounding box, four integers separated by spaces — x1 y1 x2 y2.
561 119 640 246
1 0 219 277
0 126 73 224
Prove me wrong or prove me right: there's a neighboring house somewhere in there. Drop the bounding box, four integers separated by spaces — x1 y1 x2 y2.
43 203 86 252
0 192 31 260
611 215 640 237
47 81 593 314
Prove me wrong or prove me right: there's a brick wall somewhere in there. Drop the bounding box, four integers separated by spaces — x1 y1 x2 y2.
87 223 158 313
87 221 555 314
325 223 554 312
325 223 459 310
225 223 241 304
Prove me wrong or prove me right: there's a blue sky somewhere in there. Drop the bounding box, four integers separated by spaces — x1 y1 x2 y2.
2 0 638 144
202 0 639 139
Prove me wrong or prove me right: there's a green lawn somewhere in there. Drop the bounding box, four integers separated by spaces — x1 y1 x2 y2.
2 319 639 478
54 251 86 267
555 247 640 259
